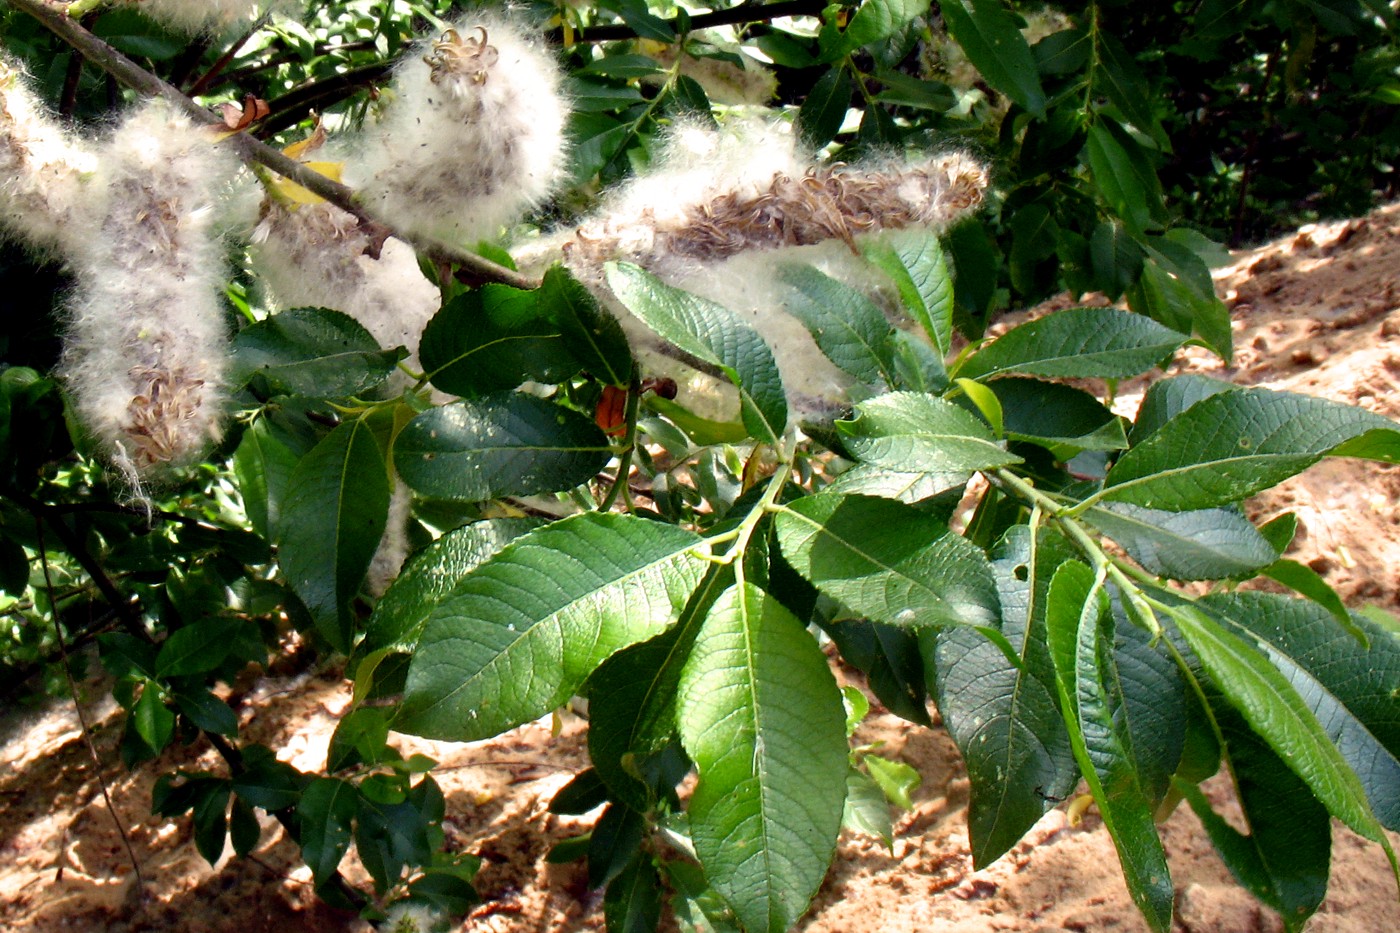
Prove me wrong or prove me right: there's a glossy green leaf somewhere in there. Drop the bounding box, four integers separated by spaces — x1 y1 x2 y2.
605 854 664 933
229 796 260 857
678 583 847 933
1103 388 1400 510
132 681 175 754
1167 603 1398 863
1128 375 1237 446
983 378 1127 451
156 619 235 677
232 417 303 541
588 566 731 811
1090 219 1144 298
395 394 612 501
353 518 542 675
865 755 920 809
1094 29 1158 135
356 791 433 892
191 781 231 865
798 67 855 147
836 392 1021 474
930 524 1078 867
606 263 787 443
279 419 390 653
1129 243 1234 361
959 308 1186 381
776 493 1002 630
942 0 1046 116
778 264 897 388
1085 503 1278 580
397 513 705 740
298 777 356 890
419 286 580 397
863 229 955 361
823 463 968 503
539 265 633 387
1085 120 1166 235
174 688 238 737
1046 562 1174 932
230 307 400 398
1200 592 1400 827
1258 560 1363 640
1176 726 1330 932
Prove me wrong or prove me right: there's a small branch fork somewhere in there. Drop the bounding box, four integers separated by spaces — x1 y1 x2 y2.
6 0 537 291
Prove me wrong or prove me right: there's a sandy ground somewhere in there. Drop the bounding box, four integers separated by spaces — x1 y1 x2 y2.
3 205 1400 931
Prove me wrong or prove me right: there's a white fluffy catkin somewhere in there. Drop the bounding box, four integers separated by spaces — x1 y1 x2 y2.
251 200 441 374
348 14 568 247
60 101 239 481
526 119 988 422
0 60 98 256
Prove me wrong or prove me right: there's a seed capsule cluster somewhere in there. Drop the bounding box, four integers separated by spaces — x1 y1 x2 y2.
59 102 238 483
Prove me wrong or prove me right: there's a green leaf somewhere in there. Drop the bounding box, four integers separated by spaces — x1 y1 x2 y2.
174 688 238 737
798 67 855 147
232 417 302 540
230 307 400 398
1084 120 1166 235
1176 726 1330 931
1167 604 1398 865
229 796 260 857
982 378 1127 452
419 286 580 397
356 791 433 892
1046 562 1174 932
1090 220 1144 298
941 0 1047 117
1128 375 1237 446
778 264 897 388
232 747 304 812
397 513 705 740
833 0 928 54
678 583 847 933
605 854 664 933
776 493 1002 630
1103 387 1400 511
279 419 390 653
156 619 235 677
823 463 968 503
865 755 921 809
1199 592 1400 828
131 681 175 754
1093 29 1159 135
589 804 646 888
539 265 633 388
958 308 1186 381
863 229 955 360
606 263 787 443
836 392 1021 474
1085 504 1278 580
843 767 894 847
588 566 731 811
353 518 542 678
577 53 664 78
1258 560 1364 640
191 781 231 865
298 778 357 891
929 524 1078 867
394 394 612 501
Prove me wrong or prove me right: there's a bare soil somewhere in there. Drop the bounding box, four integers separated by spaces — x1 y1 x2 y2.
4 205 1400 932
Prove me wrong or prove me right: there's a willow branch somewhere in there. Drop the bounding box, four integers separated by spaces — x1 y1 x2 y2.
561 0 828 43
7 0 538 290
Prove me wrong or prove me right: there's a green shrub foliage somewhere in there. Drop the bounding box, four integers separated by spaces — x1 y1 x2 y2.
1 1 1398 930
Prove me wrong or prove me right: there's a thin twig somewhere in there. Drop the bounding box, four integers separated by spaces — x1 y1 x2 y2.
35 520 145 890
6 0 537 290
186 18 266 96
561 0 828 43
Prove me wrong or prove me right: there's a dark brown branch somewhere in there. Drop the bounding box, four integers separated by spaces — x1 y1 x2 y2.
560 0 829 43
186 19 265 96
254 61 392 138
7 0 538 291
